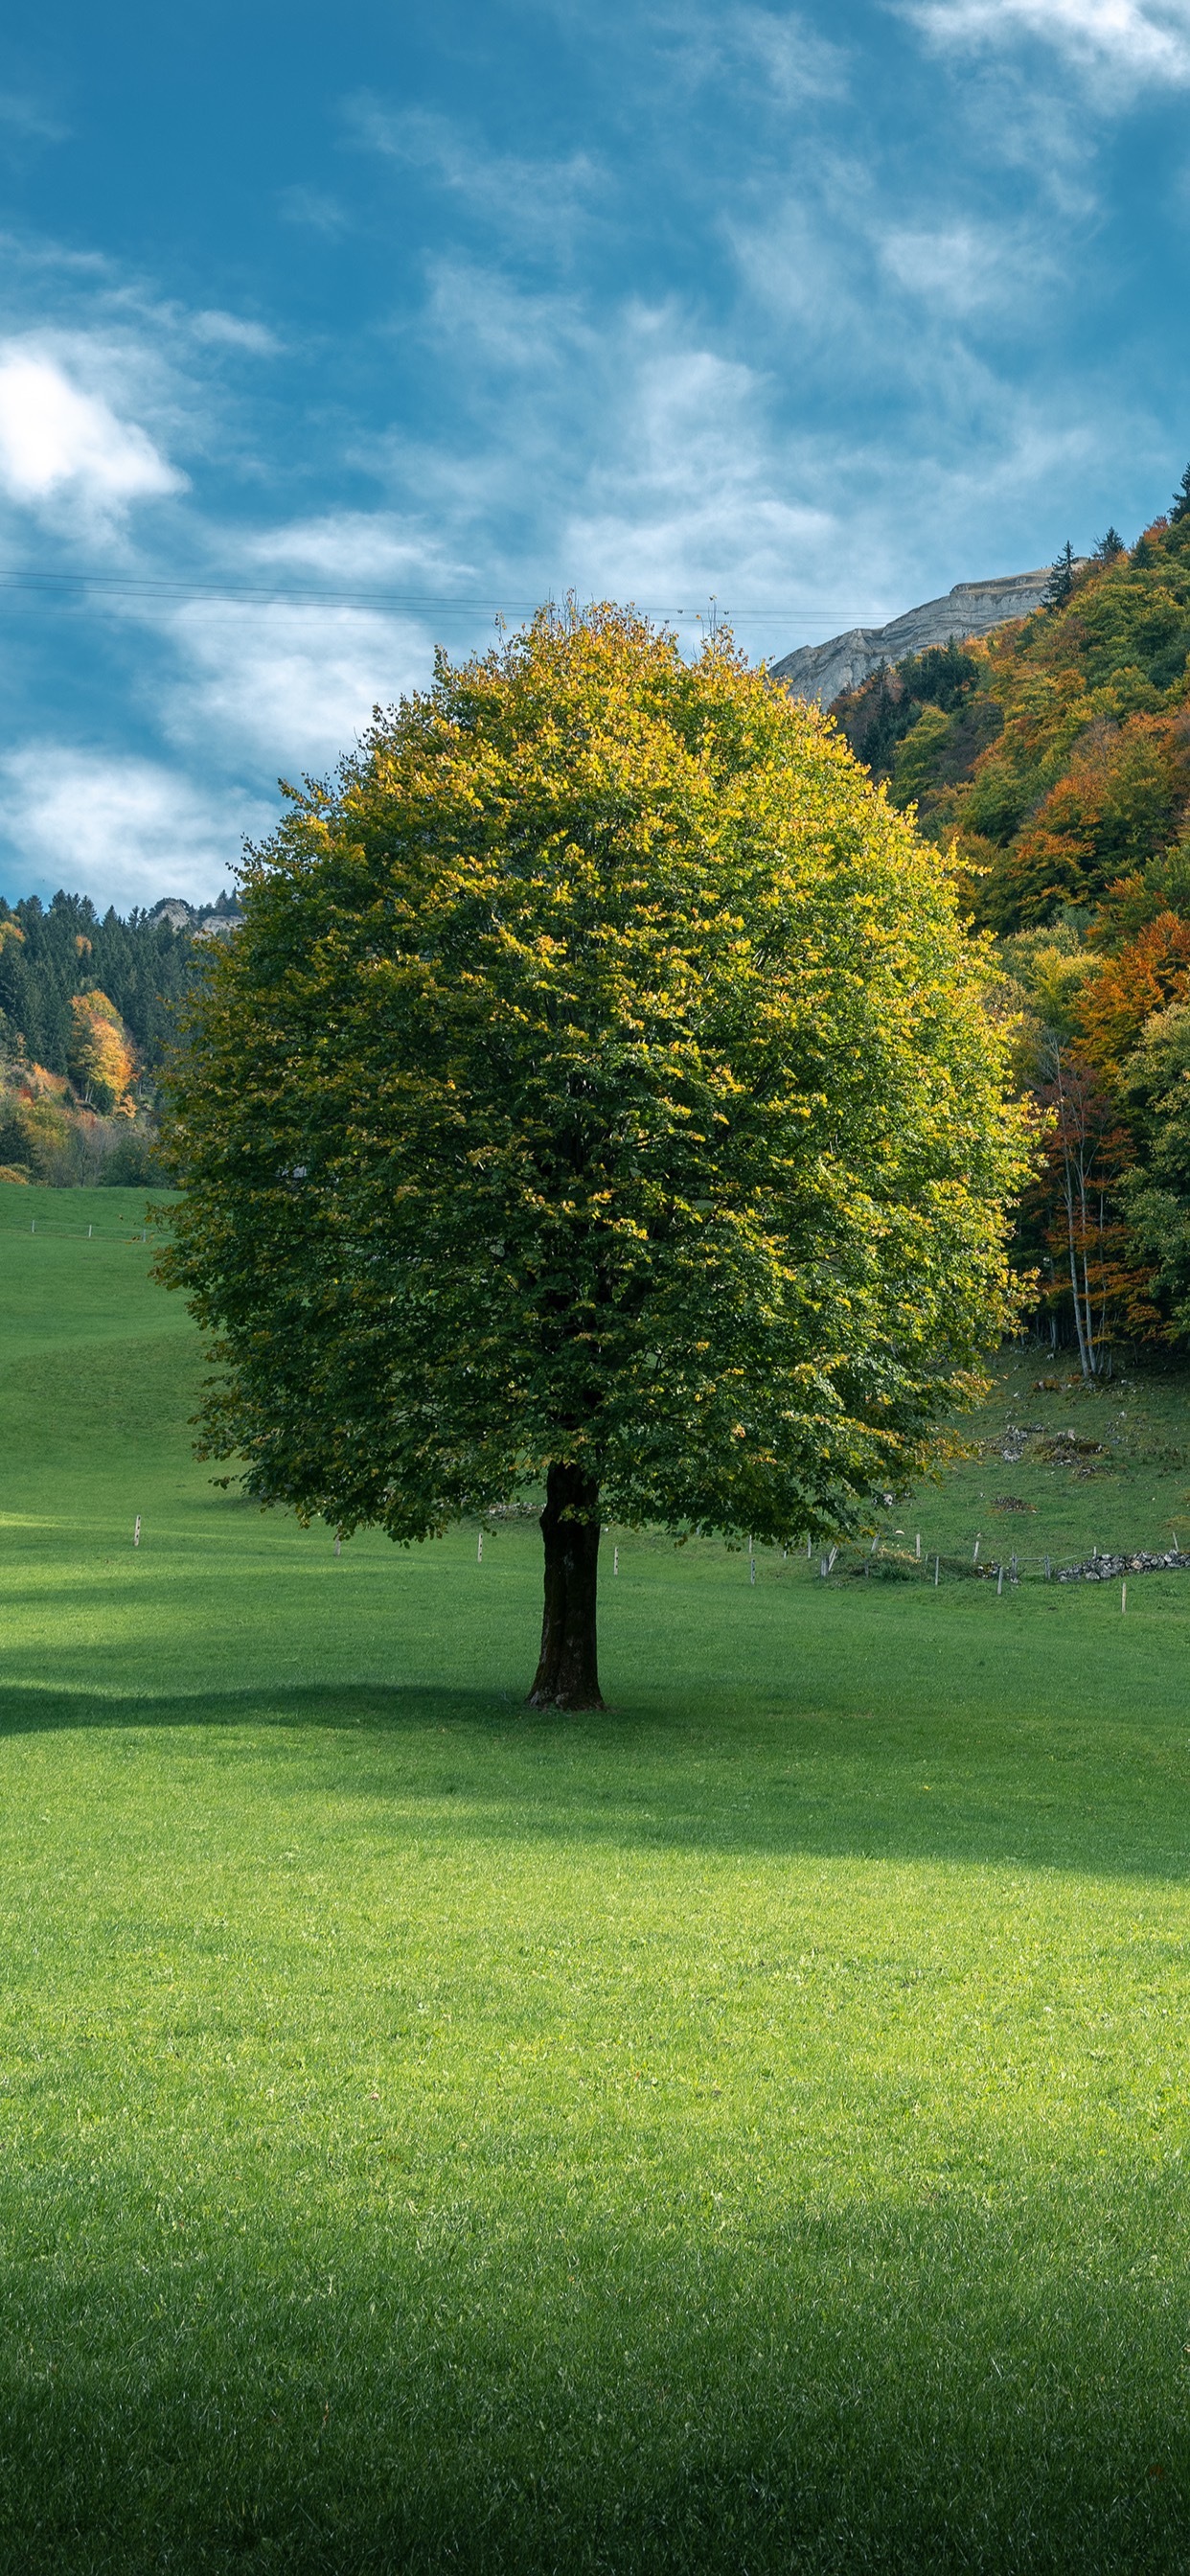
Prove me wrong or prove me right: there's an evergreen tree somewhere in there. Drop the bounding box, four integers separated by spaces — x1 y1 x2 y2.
1043 540 1078 609
1092 528 1125 562
1171 466 1190 523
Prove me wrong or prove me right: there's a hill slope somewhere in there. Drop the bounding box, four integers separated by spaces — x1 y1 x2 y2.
770 566 1051 707
832 518 1190 933
828 507 1190 1361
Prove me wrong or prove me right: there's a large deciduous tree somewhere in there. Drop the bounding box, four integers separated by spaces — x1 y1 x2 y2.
159 607 1029 1708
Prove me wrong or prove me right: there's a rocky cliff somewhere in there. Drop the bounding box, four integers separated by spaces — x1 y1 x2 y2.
769 567 1053 705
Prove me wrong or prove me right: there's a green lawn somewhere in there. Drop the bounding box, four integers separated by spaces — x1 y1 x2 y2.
2 1183 1190 2570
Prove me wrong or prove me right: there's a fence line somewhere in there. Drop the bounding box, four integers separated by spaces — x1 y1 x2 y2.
1 1218 153 1244
796 1538 1188 1587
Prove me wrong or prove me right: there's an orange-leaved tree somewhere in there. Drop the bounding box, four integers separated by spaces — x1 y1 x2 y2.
67 990 137 1114
1075 911 1190 1081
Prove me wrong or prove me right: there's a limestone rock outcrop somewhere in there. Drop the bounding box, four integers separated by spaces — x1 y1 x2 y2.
769 568 1053 706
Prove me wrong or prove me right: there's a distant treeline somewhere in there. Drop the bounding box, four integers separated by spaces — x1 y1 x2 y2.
0 887 237 1076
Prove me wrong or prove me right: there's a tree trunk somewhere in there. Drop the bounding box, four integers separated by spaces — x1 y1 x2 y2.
528 1461 605 1711
1064 1162 1091 1381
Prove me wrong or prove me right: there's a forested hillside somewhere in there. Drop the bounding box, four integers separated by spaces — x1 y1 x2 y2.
830 489 1190 1368
0 889 230 1072
0 889 230 1185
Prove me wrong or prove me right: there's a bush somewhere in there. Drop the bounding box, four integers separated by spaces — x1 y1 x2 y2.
97 1127 168 1185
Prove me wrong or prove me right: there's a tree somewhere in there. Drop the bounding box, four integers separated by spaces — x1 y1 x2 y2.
1028 1045 1145 1375
159 606 1030 1708
1076 910 1190 1079
1092 527 1125 562
1171 468 1190 524
1120 1002 1190 1338
1043 540 1078 609
66 989 136 1113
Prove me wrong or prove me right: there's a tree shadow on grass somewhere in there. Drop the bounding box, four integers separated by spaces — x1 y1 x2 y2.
0 1676 1187 1886
0 2156 1186 2573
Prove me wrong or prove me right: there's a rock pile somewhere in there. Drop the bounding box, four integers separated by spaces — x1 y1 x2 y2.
1057 1548 1190 1582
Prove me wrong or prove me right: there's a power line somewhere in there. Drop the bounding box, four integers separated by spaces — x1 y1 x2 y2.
0 571 540 610
0 567 868 624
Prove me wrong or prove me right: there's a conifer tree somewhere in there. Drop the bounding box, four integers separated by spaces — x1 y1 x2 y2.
1043 540 1078 608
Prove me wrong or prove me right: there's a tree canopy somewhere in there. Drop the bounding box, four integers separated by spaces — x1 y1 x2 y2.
160 605 1029 1706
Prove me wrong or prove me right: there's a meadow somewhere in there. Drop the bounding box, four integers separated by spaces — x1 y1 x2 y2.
1 1181 1190 2570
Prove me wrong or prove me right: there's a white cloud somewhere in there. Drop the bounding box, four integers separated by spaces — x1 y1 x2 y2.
730 7 848 99
347 99 600 246
363 267 874 637
422 235 1134 646
903 0 1190 86
0 231 109 281
242 510 476 591
0 747 268 908
340 252 1104 652
561 329 838 611
671 5 849 105
158 599 433 773
879 219 1059 312
189 310 279 355
0 344 185 518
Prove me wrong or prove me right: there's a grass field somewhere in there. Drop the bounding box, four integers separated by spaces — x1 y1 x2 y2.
3 1180 1190 2570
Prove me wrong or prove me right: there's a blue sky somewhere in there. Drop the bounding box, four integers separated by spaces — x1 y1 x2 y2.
3 0 1190 908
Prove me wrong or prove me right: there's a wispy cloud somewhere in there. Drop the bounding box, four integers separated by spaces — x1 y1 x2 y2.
0 91 67 145
157 599 432 774
0 230 109 281
243 510 479 593
668 3 850 105
277 184 352 236
558 323 1100 632
902 0 1190 88
346 99 601 249
189 310 279 356
354 268 883 629
0 747 265 908
558 324 838 610
879 218 1062 313
729 181 1051 370
728 6 849 100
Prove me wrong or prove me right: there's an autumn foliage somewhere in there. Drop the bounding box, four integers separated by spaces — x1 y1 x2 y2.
67 990 138 1113
828 492 1190 1362
0 981 149 1184
1076 913 1190 1078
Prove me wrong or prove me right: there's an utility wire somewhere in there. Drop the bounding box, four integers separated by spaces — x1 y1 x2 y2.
0 567 868 623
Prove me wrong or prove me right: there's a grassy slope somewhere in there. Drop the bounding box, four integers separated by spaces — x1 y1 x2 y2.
2 1185 1190 2570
